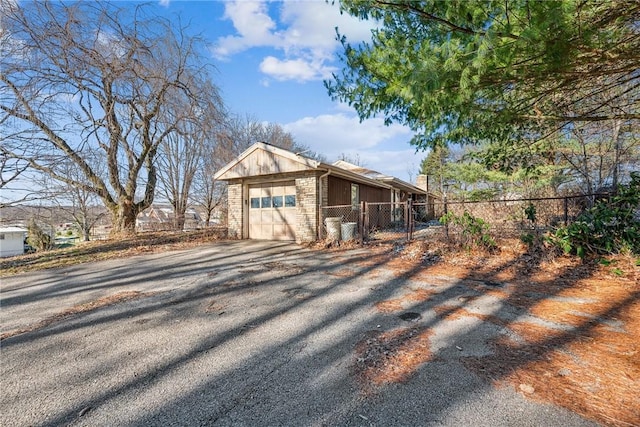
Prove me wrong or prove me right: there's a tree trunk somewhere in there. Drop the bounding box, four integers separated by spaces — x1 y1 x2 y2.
109 202 138 238
82 216 91 242
173 212 185 231
612 119 622 190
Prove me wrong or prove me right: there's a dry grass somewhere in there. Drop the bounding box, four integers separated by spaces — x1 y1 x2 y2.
0 229 226 277
0 290 151 341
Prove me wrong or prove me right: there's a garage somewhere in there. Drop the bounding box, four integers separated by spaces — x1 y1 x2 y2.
248 182 297 240
214 142 426 242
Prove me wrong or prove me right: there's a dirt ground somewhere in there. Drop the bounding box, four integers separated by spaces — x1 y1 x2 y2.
334 236 639 427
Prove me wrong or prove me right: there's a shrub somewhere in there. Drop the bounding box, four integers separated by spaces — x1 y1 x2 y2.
27 219 53 251
550 172 640 257
440 210 497 251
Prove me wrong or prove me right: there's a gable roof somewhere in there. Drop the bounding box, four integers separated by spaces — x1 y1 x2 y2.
213 142 320 181
214 142 426 194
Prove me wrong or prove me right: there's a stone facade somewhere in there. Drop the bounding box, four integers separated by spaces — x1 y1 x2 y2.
295 172 319 242
227 182 243 239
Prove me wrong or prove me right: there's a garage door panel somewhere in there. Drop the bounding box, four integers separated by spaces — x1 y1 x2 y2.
260 208 271 219
260 224 272 238
284 210 296 223
249 223 260 239
273 209 288 225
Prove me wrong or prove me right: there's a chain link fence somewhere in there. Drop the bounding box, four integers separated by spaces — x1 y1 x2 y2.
320 205 361 240
432 194 606 235
364 202 409 241
320 194 609 242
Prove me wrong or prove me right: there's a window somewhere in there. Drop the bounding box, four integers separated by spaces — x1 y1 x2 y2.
285 195 296 207
261 196 272 208
272 196 283 208
351 184 359 206
250 198 260 209
0 234 4 240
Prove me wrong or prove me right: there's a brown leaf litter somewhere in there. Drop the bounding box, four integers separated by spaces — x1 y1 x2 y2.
357 238 639 426
353 327 433 393
1 290 151 341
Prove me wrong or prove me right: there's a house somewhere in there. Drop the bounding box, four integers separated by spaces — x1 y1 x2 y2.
0 226 28 258
213 142 427 242
136 204 203 231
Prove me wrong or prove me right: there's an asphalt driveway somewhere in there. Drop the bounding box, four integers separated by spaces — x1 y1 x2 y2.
0 240 598 426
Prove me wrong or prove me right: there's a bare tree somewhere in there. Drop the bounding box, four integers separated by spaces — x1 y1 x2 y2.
192 156 227 227
0 1 220 236
559 120 640 195
156 79 225 230
214 114 317 158
338 153 365 166
0 151 29 207
38 158 107 241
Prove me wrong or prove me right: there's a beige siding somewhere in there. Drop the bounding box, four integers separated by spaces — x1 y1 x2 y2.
220 149 315 180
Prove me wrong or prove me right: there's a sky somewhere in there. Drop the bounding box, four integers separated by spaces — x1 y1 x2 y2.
153 0 425 183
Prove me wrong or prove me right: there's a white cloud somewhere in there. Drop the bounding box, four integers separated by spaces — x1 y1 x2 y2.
283 111 423 182
211 2 279 58
212 0 375 82
284 113 409 151
158 0 170 7
259 56 335 82
278 1 373 52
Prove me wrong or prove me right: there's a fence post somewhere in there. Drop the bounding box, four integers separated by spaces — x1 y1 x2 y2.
406 199 412 241
444 194 449 239
564 197 569 226
360 201 366 242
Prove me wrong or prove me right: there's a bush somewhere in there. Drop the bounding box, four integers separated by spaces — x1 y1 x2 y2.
550 172 640 257
440 210 497 251
27 219 53 251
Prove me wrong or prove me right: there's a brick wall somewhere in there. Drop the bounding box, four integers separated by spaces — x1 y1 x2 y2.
320 174 329 207
227 182 243 239
295 173 319 242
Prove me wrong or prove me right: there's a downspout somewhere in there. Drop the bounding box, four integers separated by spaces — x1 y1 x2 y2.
318 169 331 239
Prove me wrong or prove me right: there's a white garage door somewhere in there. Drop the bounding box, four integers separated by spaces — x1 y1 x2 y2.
248 182 297 240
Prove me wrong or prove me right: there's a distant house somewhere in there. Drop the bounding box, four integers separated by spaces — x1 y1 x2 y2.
136 204 203 231
213 142 429 242
0 226 28 258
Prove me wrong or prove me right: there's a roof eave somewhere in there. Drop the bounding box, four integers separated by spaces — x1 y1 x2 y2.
318 163 393 190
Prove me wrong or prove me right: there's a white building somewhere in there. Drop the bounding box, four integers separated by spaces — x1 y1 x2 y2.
0 226 28 258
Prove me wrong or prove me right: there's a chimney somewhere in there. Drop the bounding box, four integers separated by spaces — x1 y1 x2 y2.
416 174 428 193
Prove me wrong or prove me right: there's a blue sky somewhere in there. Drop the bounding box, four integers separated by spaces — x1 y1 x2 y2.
153 0 425 183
